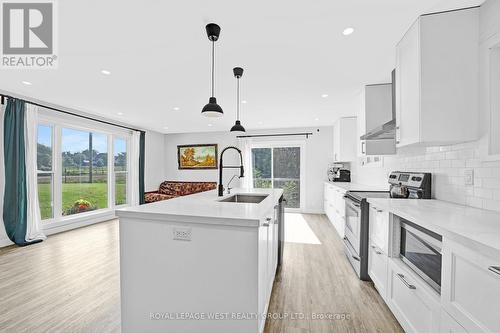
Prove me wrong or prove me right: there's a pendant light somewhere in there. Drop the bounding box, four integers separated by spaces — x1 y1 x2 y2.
230 67 246 132
202 23 223 117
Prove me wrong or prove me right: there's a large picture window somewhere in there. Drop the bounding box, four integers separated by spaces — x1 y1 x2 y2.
36 113 131 224
61 128 108 216
37 125 53 220
114 138 127 205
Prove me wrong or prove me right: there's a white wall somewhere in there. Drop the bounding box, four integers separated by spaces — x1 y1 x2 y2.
164 126 333 213
351 1 500 213
144 130 166 191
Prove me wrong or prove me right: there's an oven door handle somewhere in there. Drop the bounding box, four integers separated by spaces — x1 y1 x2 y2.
397 273 416 290
344 197 360 208
343 238 361 261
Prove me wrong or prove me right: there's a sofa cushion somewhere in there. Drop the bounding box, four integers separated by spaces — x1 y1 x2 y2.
144 193 175 203
158 181 216 196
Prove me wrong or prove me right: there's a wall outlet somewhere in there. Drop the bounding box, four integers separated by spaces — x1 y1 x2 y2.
173 227 192 241
464 169 474 186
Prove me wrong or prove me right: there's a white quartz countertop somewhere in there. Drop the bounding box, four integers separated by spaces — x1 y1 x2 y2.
324 181 388 192
367 198 500 256
116 188 283 227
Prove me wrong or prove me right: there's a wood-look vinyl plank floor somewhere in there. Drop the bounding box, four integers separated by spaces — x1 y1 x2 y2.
0 214 402 333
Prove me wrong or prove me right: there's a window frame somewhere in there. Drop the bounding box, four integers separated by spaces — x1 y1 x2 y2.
250 141 306 212
37 109 133 228
113 136 129 208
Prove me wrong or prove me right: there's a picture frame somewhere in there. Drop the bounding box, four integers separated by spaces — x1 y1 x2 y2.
177 144 218 170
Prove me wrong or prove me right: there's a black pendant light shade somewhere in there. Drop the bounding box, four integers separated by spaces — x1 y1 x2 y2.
230 67 246 132
202 23 223 117
202 97 223 117
230 120 245 132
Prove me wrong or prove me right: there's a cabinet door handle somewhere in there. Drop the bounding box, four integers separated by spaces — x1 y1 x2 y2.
397 273 416 290
263 223 270 227
488 266 500 276
370 245 382 255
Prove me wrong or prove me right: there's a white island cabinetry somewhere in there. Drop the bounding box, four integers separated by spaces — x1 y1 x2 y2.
117 188 283 333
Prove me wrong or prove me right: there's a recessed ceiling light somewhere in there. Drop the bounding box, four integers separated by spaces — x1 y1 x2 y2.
321 94 328 98
208 124 213 127
117 112 124 116
173 107 180 111
343 27 354 36
315 117 320 121
101 70 111 75
241 100 247 104
22 81 32 86
258 121 263 125
163 126 169 130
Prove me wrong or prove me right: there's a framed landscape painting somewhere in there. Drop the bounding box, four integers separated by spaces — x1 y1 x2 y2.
177 144 218 169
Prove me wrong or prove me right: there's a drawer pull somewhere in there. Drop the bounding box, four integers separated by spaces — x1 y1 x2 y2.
397 273 416 290
371 206 383 213
488 266 500 276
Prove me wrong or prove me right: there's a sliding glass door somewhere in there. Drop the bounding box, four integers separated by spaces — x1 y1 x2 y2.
251 144 304 210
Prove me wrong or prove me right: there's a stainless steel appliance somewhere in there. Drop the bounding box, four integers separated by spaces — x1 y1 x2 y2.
343 171 432 280
327 163 350 182
399 219 442 293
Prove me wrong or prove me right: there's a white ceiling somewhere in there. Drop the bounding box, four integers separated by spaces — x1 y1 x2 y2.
0 0 483 134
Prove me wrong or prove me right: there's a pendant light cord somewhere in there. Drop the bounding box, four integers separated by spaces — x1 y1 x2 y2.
211 40 215 97
237 77 240 120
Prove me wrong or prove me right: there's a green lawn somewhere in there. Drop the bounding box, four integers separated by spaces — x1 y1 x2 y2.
38 182 126 220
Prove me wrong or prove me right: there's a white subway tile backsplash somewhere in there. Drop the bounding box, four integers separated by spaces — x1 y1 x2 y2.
353 140 500 212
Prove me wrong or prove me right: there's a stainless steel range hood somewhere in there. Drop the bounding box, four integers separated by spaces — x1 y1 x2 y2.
360 69 396 141
360 118 395 140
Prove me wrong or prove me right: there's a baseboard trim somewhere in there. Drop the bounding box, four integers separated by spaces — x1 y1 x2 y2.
0 212 116 248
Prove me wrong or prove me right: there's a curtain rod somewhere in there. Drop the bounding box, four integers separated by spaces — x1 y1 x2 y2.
0 93 143 133
236 132 313 139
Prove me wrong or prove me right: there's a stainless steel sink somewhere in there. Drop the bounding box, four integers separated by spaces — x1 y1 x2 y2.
219 194 268 204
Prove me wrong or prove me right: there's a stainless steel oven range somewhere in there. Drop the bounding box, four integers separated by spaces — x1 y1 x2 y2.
343 171 432 280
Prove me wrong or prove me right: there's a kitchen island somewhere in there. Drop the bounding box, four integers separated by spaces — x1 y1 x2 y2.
116 188 284 333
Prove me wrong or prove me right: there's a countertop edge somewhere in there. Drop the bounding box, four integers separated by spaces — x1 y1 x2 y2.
367 198 500 257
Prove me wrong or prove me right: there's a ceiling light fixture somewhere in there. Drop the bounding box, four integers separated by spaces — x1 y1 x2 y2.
321 94 328 98
242 100 247 104
163 126 169 130
22 81 32 86
117 112 124 116
201 23 223 117
230 67 246 132
315 117 320 121
101 70 111 75
173 107 180 111
343 27 354 36
208 124 213 127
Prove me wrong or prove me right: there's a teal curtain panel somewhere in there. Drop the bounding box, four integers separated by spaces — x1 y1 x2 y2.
3 98 41 246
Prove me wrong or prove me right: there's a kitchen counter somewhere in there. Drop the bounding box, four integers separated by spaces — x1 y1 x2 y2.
367 198 500 256
116 187 283 227
324 181 388 192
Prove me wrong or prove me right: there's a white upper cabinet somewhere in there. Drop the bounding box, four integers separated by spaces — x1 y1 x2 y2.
395 7 480 147
333 117 357 162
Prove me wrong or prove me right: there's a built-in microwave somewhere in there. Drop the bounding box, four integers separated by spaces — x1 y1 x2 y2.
399 219 442 293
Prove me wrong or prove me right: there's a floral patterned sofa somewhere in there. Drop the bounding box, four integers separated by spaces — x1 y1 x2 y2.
144 181 217 204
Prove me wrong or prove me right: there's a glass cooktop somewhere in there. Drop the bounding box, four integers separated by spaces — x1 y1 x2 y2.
346 191 391 202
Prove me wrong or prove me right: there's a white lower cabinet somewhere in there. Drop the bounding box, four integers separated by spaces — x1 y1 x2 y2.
387 259 441 333
442 239 500 333
368 240 388 300
441 310 468 333
323 183 346 238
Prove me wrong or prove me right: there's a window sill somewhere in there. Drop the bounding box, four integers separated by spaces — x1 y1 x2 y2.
42 208 122 235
